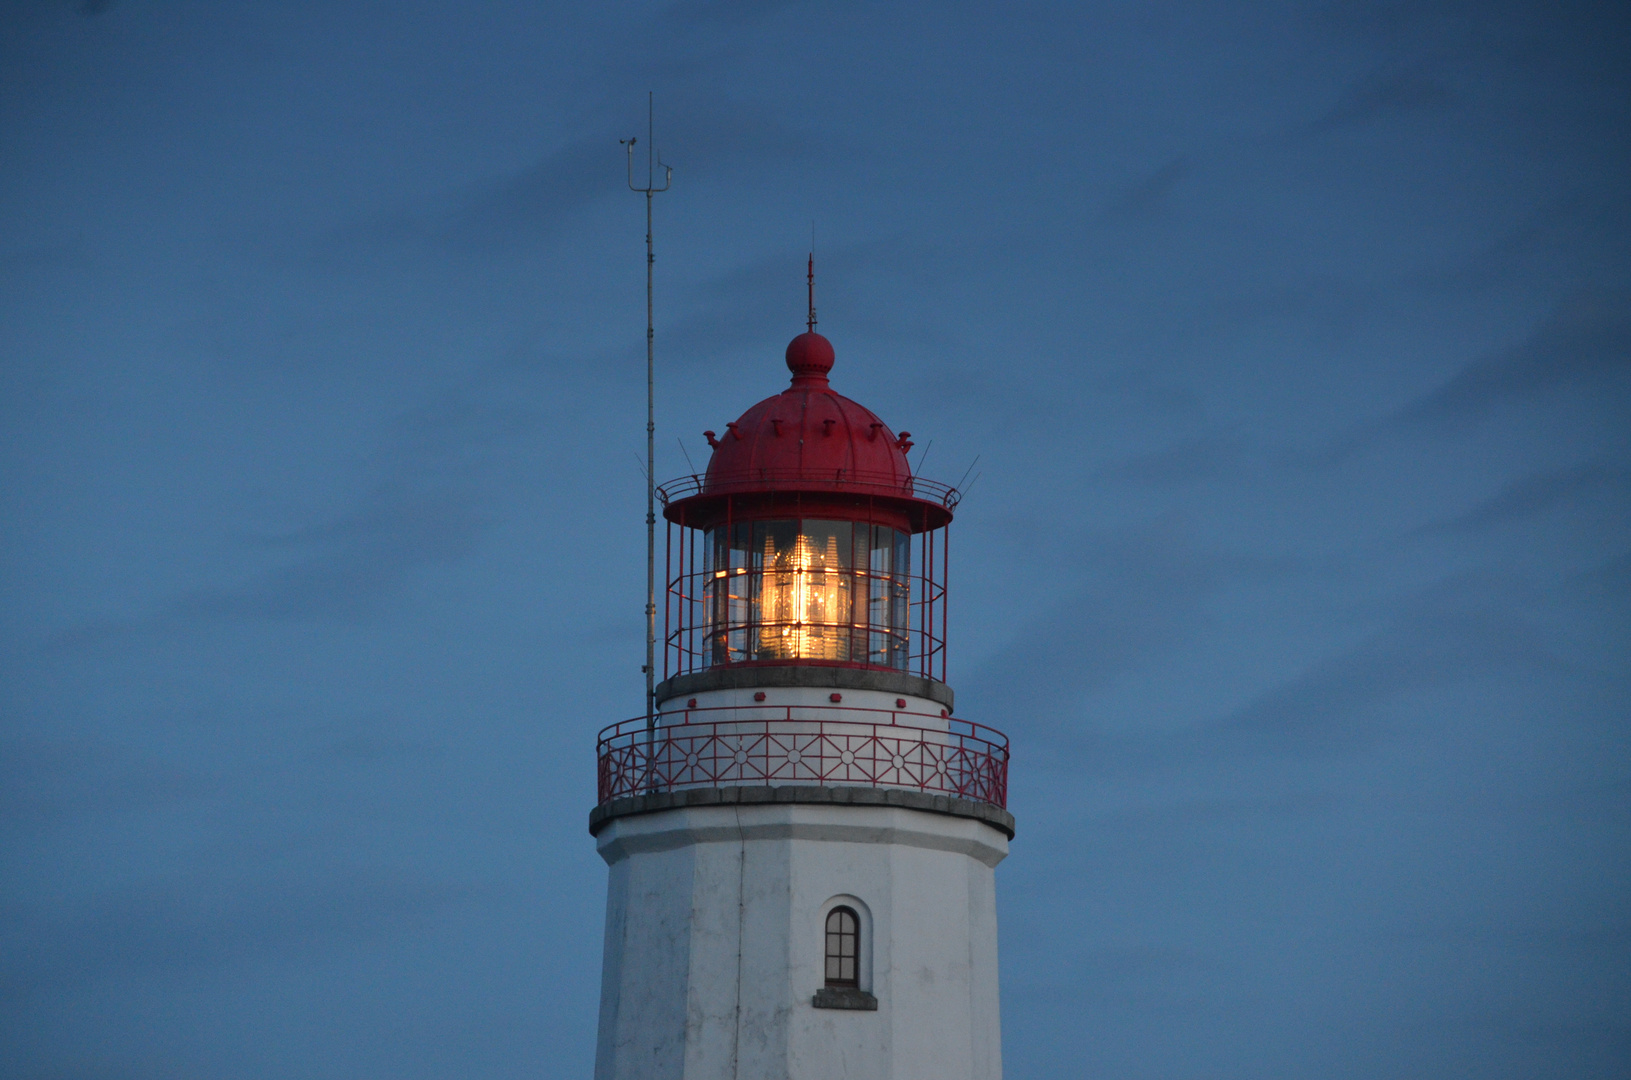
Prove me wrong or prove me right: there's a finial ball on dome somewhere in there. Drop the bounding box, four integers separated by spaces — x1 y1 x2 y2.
785 331 835 383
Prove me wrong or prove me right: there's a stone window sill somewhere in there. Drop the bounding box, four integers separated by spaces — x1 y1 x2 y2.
812 987 878 1011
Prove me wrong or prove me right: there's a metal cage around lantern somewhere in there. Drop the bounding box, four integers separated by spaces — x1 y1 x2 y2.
658 471 958 684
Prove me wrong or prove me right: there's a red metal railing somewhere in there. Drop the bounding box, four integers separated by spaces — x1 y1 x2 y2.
657 469 962 510
596 705 1008 808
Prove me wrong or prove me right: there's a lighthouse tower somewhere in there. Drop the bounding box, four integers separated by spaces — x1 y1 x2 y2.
590 318 1012 1079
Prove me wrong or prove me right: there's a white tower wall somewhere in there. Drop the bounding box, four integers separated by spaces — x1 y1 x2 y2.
659 684 948 720
592 798 1008 1080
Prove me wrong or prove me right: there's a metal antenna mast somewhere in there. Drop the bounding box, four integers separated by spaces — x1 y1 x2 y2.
807 222 817 332
622 93 671 782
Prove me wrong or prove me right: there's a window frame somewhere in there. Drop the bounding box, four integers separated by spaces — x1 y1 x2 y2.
824 905 862 989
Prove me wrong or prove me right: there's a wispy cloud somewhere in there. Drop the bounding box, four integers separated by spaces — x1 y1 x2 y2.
1304 69 1454 135
0 867 467 1000
1570 547 1631 594
1415 461 1631 535
1102 156 1192 221
968 524 1304 717
659 0 806 31
173 401 519 622
1426 189 1630 293
0 736 216 832
315 137 619 261
1325 292 1631 460
44 361 557 644
1014 570 1584 777
315 106 814 263
659 233 959 375
1196 574 1571 758
1399 295 1630 422
1102 430 1252 487
185 491 487 622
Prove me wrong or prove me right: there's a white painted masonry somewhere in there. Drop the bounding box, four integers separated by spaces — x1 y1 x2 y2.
658 684 949 726
592 801 1007 1080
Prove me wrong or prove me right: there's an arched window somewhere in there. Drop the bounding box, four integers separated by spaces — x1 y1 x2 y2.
824 906 860 988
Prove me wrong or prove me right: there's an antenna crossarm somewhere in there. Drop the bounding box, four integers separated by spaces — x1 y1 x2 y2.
621 137 673 194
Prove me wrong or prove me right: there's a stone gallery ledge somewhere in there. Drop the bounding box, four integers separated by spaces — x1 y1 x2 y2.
589 784 1016 839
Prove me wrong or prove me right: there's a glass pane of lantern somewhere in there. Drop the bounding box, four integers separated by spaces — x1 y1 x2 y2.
700 518 912 671
757 519 846 662
893 528 914 668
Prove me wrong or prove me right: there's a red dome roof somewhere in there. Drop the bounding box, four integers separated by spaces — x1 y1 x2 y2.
705 331 909 481
660 331 956 531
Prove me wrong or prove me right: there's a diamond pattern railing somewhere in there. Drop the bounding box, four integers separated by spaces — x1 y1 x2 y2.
596 705 1007 808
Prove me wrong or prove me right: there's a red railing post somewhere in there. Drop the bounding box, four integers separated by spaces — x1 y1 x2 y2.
940 525 949 683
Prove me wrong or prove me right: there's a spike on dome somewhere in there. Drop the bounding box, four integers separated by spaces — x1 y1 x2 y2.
785 331 834 387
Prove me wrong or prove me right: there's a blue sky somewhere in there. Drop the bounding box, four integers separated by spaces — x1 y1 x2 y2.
2 2 1627 1077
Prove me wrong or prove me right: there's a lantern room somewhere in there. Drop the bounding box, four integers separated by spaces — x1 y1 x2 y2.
657 329 960 689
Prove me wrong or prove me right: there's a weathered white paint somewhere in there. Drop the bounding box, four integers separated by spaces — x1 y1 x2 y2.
593 801 1006 1080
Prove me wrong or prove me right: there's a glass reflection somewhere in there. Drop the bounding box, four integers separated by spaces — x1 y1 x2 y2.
703 519 910 669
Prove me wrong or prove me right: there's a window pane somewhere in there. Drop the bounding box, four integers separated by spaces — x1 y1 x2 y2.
825 908 860 988
701 521 911 670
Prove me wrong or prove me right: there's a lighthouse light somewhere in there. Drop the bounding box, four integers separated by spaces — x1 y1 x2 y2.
702 518 910 669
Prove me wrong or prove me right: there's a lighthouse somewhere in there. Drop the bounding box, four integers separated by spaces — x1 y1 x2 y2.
590 313 1012 1079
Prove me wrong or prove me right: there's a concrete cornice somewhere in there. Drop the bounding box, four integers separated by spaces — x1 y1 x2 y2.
656 666 954 711
589 784 1014 840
